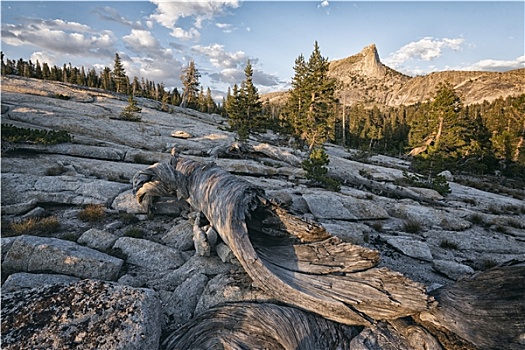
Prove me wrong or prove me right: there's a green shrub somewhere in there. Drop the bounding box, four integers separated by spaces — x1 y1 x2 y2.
301 148 341 192
125 227 144 238
119 95 142 121
2 124 72 145
400 171 451 196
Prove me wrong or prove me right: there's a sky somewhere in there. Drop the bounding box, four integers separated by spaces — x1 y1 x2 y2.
1 1 524 99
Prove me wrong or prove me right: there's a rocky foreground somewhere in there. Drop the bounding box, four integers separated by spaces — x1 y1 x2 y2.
1 76 524 349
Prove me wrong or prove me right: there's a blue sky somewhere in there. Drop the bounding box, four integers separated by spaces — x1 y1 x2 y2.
1 1 524 99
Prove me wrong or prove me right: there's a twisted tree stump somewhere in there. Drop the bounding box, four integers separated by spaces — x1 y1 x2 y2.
133 152 525 350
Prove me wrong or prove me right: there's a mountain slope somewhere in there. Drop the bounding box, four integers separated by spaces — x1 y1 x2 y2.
264 44 525 108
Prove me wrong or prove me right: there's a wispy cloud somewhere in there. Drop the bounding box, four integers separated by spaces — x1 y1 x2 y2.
215 22 235 34
384 37 465 69
92 6 144 29
149 0 240 40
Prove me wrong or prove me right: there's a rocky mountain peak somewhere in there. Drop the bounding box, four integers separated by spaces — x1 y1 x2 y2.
330 43 387 79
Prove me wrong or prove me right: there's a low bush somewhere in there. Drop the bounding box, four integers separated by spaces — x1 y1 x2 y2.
399 171 451 196
2 124 72 145
302 148 341 192
402 219 423 234
440 239 459 250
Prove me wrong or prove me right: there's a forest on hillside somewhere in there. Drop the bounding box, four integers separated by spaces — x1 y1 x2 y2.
2 50 524 182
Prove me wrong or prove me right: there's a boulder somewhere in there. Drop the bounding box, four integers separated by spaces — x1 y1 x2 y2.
146 254 231 292
1 199 38 215
78 228 119 251
113 237 186 271
432 260 474 280
303 193 389 221
303 193 356 220
1 173 130 206
1 279 161 350
387 203 472 231
161 221 195 251
159 273 209 328
3 235 123 280
2 272 81 292
112 189 190 216
171 130 192 139
386 237 433 262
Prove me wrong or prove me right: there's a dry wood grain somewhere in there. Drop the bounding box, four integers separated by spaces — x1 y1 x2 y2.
133 153 432 326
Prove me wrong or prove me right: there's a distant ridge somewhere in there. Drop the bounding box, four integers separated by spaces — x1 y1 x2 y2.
263 44 525 108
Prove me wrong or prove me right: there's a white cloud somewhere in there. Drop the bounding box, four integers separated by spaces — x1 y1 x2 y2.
207 65 283 88
385 37 465 68
192 44 247 69
215 22 235 33
459 55 525 72
320 1 329 8
123 29 160 50
30 51 57 66
149 0 239 40
1 19 116 56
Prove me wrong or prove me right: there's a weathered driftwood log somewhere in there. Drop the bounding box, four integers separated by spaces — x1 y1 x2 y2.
162 264 524 350
133 153 525 350
416 259 525 350
133 152 431 327
162 302 361 350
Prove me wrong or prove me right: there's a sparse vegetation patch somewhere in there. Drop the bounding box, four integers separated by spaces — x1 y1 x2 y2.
2 124 72 145
78 204 106 222
6 216 60 237
402 219 423 234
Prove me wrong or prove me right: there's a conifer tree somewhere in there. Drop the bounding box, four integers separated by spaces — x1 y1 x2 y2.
284 42 337 151
119 94 142 121
112 53 127 93
180 60 200 109
241 60 263 130
205 87 216 114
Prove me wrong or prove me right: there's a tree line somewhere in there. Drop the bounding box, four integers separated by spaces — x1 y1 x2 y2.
0 52 220 115
221 42 524 181
2 47 523 181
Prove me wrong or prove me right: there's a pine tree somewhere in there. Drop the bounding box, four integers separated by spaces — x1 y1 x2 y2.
198 86 206 112
119 94 142 121
112 53 127 93
205 87 216 114
284 42 337 151
180 60 200 109
171 88 182 106
101 67 113 91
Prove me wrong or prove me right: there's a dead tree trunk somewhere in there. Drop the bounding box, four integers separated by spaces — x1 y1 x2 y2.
133 152 431 327
133 153 524 350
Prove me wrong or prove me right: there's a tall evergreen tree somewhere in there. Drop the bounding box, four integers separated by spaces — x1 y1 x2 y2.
112 53 127 93
284 41 337 151
205 87 216 114
180 60 200 109
225 61 263 140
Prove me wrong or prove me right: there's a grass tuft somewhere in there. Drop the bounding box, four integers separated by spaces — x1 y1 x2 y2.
78 204 106 222
402 219 423 234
